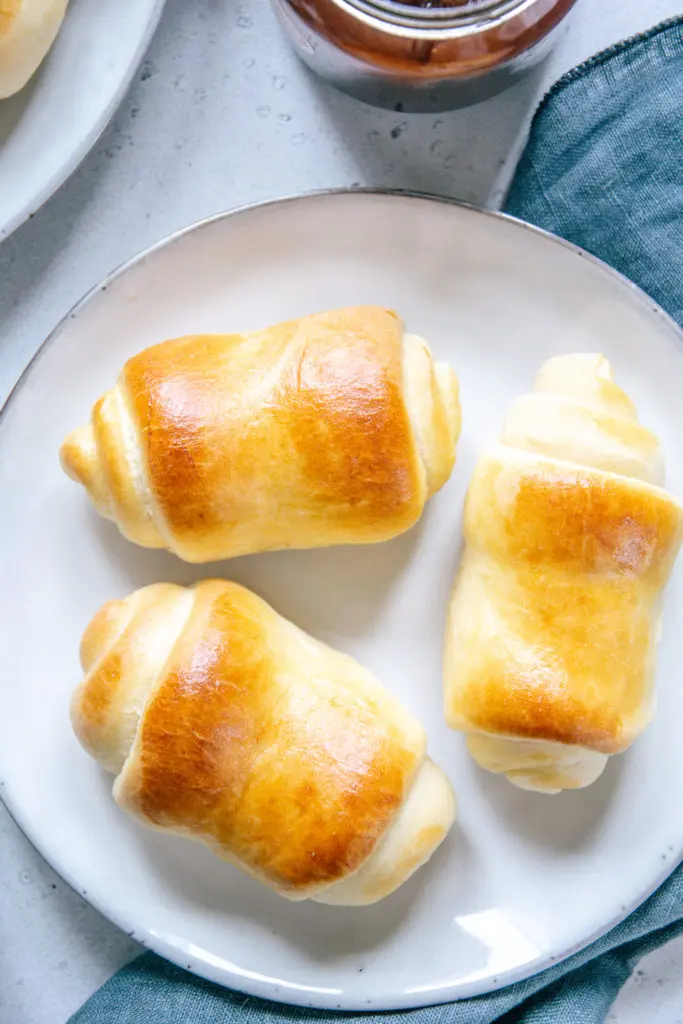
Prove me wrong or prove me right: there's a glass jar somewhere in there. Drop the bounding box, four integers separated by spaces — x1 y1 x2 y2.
272 0 578 112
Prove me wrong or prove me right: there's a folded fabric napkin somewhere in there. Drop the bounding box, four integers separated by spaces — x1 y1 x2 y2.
70 16 683 1024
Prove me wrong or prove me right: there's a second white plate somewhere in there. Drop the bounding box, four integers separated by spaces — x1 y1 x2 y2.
2 192 683 1010
0 0 165 241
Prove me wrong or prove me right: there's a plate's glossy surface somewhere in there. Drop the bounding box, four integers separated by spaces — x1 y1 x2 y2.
0 0 165 241
2 192 683 1010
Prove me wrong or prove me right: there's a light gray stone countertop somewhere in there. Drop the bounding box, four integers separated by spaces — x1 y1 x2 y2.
2 1 683 1021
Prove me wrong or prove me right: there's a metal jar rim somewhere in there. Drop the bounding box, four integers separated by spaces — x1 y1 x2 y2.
343 0 533 31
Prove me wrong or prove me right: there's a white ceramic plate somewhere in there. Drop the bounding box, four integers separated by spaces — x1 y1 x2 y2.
0 0 165 242
2 192 683 1011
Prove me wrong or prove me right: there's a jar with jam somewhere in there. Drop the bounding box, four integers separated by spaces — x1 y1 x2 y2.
272 0 578 112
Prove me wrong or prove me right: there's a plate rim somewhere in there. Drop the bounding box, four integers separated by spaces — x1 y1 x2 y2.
2 188 683 1011
4 187 683 419
0 0 167 243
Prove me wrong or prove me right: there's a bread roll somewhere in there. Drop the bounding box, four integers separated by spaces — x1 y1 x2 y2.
444 355 683 793
73 580 455 904
0 0 68 99
60 306 460 563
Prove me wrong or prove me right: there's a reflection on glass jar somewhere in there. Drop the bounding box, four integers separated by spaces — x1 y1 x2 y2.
272 0 578 112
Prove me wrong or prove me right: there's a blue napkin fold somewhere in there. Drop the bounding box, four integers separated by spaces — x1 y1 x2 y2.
70 17 683 1024
505 15 683 327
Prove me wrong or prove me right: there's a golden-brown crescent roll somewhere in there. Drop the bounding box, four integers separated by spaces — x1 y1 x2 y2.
72 580 456 904
60 306 461 563
0 0 69 99
444 355 683 793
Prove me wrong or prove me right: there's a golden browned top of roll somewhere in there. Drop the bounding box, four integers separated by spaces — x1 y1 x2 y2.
61 306 460 562
446 354 683 760
73 580 455 901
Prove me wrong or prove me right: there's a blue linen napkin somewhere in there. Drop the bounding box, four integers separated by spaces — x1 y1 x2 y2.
69 17 683 1024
